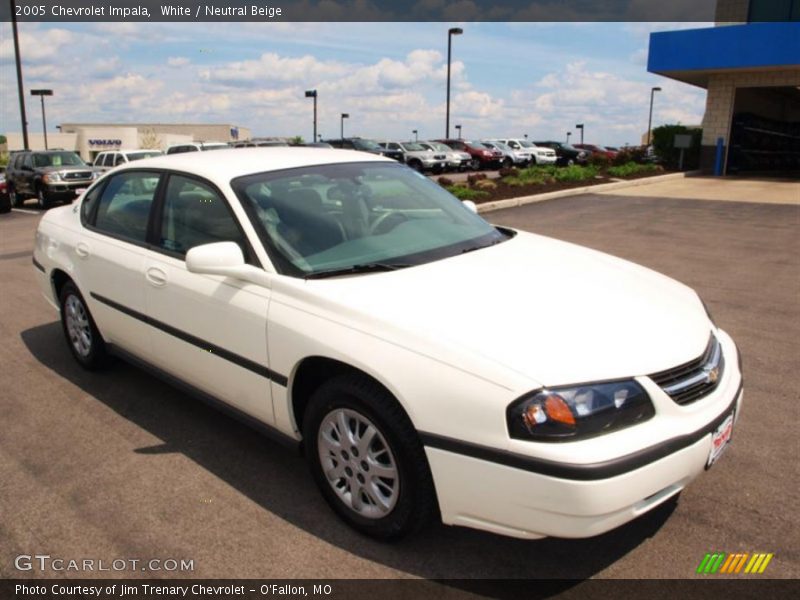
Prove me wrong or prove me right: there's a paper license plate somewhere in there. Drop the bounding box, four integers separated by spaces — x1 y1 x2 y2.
707 411 734 468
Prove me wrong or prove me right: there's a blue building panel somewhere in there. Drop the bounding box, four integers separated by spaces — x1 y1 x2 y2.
648 22 800 78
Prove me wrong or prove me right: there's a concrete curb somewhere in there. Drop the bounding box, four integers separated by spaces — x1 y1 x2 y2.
475 170 702 214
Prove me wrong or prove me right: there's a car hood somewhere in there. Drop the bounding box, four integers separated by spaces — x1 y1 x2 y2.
303 231 711 388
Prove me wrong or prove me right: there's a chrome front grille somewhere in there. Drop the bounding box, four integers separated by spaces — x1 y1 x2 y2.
64 171 93 180
650 335 724 405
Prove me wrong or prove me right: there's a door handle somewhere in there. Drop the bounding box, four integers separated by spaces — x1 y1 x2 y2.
145 267 168 287
75 242 90 258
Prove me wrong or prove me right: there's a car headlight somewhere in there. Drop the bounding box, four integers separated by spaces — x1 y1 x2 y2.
92 171 101 180
43 172 62 183
507 380 654 442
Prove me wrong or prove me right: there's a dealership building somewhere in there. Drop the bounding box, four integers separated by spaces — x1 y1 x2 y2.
4 123 250 162
648 0 800 174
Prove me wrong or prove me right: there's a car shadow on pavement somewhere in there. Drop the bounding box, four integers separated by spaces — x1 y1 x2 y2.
22 321 677 597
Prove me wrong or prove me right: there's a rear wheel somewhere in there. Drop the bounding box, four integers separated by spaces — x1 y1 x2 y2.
469 159 481 171
304 374 437 540
59 281 109 370
501 157 513 169
9 187 24 208
408 160 423 173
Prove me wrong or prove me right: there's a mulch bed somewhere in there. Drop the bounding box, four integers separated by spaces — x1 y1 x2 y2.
466 170 675 204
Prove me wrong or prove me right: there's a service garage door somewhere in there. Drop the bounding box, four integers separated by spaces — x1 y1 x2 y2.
728 86 800 176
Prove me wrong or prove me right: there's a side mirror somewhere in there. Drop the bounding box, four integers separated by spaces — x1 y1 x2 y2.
186 241 272 288
462 200 478 213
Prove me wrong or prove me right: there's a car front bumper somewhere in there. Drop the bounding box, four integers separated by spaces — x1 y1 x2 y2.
424 336 743 540
45 181 94 197
535 154 558 165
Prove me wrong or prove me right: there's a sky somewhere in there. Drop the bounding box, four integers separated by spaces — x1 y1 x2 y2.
0 21 710 146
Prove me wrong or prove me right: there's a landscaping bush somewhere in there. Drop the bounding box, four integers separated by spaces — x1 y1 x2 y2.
498 167 519 178
466 172 487 185
607 162 659 178
551 164 599 182
445 185 489 200
437 176 454 187
474 179 497 190
588 153 610 168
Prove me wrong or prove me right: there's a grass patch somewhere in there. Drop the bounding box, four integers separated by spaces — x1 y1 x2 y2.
607 162 659 178
446 185 489 200
501 165 598 186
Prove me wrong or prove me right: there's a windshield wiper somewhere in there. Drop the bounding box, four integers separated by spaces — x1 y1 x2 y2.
304 262 410 280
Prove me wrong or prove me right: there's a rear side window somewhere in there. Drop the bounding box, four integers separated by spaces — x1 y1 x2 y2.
93 154 105 167
93 171 160 244
158 175 245 256
114 154 126 166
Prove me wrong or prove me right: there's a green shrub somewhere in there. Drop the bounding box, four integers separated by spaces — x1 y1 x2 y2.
551 164 599 182
474 179 497 190
446 185 489 200
588 153 610 168
652 125 702 170
498 167 519 178
607 162 659 178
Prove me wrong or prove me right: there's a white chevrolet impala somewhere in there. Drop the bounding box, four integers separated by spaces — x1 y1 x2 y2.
33 148 742 540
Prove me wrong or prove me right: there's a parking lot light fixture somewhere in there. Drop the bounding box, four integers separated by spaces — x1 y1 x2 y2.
455 124 462 139
305 90 317 143
446 27 463 139
31 89 53 150
566 131 572 144
647 87 662 147
413 129 418 141
524 133 528 139
340 113 349 139
575 124 584 145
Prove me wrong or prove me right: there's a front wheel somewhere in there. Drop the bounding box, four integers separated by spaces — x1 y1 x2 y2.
36 187 51 210
501 157 513 169
9 187 24 208
304 374 437 540
59 281 110 370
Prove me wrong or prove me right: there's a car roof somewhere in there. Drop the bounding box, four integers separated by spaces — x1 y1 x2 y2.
110 147 394 185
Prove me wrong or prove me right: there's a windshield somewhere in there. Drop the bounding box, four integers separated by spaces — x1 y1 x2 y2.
518 141 536 148
467 141 491 149
401 143 425 151
127 151 162 161
352 139 383 152
232 162 509 277
431 143 452 152
33 152 86 168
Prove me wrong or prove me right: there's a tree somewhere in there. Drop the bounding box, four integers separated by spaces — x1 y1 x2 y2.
289 135 304 146
651 125 702 170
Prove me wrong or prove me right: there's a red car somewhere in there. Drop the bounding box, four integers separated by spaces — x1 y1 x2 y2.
574 143 618 160
436 139 503 170
0 175 11 214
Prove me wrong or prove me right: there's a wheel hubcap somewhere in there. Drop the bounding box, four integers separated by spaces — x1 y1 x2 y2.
65 294 92 358
318 408 399 519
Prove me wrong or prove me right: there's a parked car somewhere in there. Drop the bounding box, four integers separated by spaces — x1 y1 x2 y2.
6 150 98 209
325 138 404 162
482 140 531 168
303 142 334 149
377 141 447 173
533 141 589 166
417 141 471 171
93 150 164 173
436 139 502 170
32 148 742 541
0 174 11 214
233 140 290 148
574 144 618 160
493 139 557 166
166 142 230 154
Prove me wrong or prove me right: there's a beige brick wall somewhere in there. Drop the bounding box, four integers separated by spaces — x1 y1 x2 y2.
715 0 749 24
701 69 800 145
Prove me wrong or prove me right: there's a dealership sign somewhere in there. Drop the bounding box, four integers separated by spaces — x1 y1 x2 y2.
88 139 122 147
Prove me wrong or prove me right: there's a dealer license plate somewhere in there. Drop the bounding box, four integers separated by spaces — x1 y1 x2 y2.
707 411 734 468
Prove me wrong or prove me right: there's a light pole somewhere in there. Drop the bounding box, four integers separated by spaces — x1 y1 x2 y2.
445 27 463 139
647 86 662 147
575 124 584 145
305 89 317 143
566 131 571 144
31 89 53 150
340 113 349 139
523 133 528 140
11 1 29 149
412 129 418 141
455 124 462 139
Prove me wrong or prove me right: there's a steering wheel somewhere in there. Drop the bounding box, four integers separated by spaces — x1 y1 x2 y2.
369 211 408 235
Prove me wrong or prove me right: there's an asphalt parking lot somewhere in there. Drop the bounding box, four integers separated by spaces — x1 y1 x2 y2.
1 189 798 589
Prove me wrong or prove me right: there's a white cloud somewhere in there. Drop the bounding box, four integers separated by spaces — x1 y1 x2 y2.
167 56 190 67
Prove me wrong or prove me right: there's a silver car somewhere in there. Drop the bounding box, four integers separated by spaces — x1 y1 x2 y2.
418 141 472 171
481 140 531 168
378 141 447 173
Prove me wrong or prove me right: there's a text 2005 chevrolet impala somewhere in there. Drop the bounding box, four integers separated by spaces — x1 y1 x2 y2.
33 148 742 540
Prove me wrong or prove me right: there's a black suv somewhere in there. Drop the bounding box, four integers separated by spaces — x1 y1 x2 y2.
532 141 588 167
324 138 404 162
6 150 97 209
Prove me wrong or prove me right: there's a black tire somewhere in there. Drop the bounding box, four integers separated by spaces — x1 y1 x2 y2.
408 160 423 173
36 186 51 210
9 186 24 208
59 281 110 370
0 194 11 214
303 374 438 540
469 159 481 171
501 157 513 169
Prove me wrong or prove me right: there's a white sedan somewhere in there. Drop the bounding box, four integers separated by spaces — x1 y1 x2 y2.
32 148 742 540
